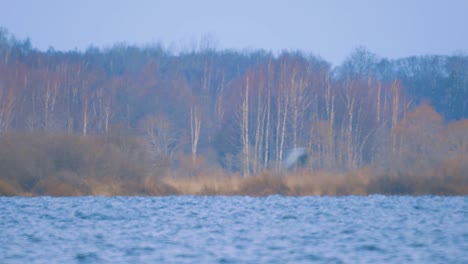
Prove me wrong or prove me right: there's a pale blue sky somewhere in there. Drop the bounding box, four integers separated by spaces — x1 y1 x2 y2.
1 0 467 65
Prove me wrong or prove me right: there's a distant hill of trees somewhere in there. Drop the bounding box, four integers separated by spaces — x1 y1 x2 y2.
0 28 467 195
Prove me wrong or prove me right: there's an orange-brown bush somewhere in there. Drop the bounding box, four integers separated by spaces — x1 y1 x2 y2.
237 171 289 196
33 173 86 196
368 158 468 195
0 179 17 196
0 132 167 196
1 132 467 196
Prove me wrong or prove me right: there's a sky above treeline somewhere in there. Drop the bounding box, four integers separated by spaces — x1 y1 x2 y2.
1 0 467 65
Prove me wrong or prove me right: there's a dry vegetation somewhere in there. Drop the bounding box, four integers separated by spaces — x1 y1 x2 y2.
0 132 466 197
1 31 467 197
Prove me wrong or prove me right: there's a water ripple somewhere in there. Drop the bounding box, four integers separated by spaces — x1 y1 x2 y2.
0 196 467 263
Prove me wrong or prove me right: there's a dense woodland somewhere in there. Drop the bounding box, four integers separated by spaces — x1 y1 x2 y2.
0 29 467 196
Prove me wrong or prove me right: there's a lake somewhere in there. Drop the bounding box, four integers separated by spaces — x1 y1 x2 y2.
0 196 467 263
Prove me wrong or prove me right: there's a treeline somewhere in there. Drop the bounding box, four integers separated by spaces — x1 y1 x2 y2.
0 29 467 195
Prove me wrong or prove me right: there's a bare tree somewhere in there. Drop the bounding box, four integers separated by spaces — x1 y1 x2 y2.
0 77 17 133
141 113 179 163
42 73 58 130
241 74 250 176
190 102 202 166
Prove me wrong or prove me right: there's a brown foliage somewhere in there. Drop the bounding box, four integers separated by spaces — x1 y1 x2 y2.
159 164 468 196
238 171 289 196
33 173 85 196
0 132 153 196
162 172 240 195
285 169 370 196
1 127 467 196
0 179 17 196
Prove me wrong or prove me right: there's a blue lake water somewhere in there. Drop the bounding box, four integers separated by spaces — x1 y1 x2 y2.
0 196 467 263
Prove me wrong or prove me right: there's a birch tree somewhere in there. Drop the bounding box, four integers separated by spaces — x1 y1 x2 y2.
190 102 201 166
241 74 250 176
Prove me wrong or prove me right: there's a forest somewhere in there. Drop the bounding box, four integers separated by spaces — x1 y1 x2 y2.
0 28 467 196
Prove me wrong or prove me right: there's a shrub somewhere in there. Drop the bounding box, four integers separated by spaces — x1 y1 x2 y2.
238 172 289 196
0 179 18 196
0 132 151 196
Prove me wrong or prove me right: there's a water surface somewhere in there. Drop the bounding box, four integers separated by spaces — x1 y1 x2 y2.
1 196 467 263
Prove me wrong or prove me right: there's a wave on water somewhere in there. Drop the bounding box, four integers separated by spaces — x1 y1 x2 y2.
0 196 467 263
